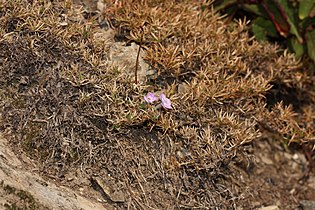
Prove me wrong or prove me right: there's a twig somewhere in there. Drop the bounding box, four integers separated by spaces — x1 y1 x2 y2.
135 27 144 84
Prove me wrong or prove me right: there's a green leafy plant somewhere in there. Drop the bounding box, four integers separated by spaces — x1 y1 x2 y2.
212 0 315 62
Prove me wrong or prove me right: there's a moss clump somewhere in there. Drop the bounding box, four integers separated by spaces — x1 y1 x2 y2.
1 181 40 210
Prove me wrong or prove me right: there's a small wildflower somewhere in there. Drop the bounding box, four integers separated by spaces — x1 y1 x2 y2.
160 93 172 109
144 92 158 103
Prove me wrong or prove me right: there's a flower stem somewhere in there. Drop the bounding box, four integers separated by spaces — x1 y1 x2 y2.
135 27 144 84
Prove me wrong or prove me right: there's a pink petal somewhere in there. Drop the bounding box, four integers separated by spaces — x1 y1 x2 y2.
160 93 172 109
144 92 158 103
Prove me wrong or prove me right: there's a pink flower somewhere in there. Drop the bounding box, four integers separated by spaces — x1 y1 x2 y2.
160 93 172 109
144 92 158 103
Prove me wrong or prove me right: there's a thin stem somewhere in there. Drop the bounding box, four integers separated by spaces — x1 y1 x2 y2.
135 27 144 84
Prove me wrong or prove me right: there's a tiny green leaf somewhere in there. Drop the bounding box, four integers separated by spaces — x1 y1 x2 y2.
243 4 265 17
213 0 238 11
278 0 304 43
252 23 268 41
299 0 315 20
252 17 278 40
310 5 315 17
305 29 315 62
288 36 305 59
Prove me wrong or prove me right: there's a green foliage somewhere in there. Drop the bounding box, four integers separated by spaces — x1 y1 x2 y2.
213 0 315 62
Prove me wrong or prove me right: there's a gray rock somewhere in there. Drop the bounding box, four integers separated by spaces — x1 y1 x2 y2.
108 42 156 83
257 205 279 210
300 200 315 210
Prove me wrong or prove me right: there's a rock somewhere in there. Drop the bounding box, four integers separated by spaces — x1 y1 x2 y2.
258 153 273 165
283 152 293 160
90 177 126 203
93 28 116 43
97 0 105 12
257 205 279 210
300 200 315 210
0 134 105 210
108 42 156 83
80 0 98 12
307 176 315 189
292 153 307 165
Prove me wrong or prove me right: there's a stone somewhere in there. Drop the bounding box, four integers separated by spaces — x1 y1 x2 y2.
257 205 279 210
258 153 273 165
108 42 156 83
300 200 315 210
307 176 315 189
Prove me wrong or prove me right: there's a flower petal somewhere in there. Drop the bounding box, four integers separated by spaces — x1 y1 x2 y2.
160 93 172 109
144 92 158 103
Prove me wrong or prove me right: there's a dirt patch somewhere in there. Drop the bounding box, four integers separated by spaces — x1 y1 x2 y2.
235 137 315 209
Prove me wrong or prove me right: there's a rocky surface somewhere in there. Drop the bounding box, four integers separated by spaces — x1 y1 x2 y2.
0 134 105 210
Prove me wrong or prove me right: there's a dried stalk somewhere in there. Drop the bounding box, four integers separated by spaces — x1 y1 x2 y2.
135 27 144 84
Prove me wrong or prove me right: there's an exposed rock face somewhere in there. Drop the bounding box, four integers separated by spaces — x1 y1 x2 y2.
93 28 156 83
108 42 156 83
0 134 105 210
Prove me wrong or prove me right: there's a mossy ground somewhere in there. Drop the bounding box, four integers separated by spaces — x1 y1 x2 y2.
0 0 314 209
0 180 46 210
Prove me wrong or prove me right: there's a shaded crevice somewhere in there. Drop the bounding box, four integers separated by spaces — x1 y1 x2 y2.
265 82 312 112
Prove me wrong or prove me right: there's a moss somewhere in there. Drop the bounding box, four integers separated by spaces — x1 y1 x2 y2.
0 181 39 210
3 184 16 194
16 190 37 210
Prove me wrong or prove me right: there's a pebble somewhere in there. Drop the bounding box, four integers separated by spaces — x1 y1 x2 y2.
257 205 279 210
300 200 315 210
307 176 315 189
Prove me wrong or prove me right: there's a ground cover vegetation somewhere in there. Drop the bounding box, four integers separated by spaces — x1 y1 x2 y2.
212 0 315 62
0 0 314 208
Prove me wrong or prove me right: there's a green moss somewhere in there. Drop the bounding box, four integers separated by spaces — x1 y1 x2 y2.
1 182 38 210
16 190 37 209
4 202 23 210
4 184 16 194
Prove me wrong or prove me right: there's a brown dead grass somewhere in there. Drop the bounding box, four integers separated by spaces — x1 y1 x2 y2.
104 0 315 147
0 0 314 209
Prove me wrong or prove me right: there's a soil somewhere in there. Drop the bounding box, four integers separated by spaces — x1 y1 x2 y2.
0 0 315 210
